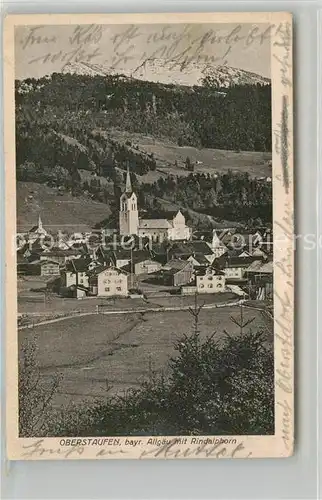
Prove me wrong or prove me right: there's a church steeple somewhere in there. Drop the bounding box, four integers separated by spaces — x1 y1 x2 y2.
119 164 139 236
38 214 43 231
125 164 132 193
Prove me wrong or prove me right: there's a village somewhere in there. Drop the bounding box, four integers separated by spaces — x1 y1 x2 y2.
17 168 273 320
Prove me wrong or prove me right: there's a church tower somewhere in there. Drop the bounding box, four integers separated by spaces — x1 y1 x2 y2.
119 166 139 236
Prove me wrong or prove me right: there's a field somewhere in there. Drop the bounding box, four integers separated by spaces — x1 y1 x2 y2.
19 306 272 408
107 129 272 183
17 181 111 232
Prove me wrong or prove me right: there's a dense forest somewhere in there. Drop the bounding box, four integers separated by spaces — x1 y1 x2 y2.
15 73 272 226
16 73 271 152
140 172 272 227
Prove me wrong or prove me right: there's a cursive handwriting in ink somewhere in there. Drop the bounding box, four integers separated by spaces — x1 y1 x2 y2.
28 46 101 69
280 96 290 194
20 26 57 51
21 439 85 459
277 399 293 451
69 24 104 46
139 439 251 459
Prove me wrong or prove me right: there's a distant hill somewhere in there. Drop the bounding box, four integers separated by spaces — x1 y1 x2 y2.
102 129 272 183
61 60 270 88
17 182 111 232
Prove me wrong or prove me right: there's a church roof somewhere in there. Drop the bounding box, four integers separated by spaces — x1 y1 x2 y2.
125 165 132 192
139 219 172 230
121 192 135 199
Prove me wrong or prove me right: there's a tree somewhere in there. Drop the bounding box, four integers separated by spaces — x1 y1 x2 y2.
19 338 61 437
185 156 194 172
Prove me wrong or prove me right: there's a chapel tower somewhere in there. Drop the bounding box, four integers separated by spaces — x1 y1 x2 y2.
119 166 139 236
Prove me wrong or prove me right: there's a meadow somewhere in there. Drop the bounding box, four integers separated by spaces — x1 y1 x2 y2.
19 305 271 409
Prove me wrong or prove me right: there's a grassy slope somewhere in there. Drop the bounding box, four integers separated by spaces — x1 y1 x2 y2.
17 128 271 231
104 129 272 183
19 306 269 406
17 182 111 232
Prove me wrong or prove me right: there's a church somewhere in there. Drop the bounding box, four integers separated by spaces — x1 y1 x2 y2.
119 168 191 242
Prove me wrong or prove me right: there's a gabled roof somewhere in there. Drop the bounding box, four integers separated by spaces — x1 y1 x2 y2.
29 259 60 266
245 260 263 273
65 257 91 273
170 240 214 256
139 219 172 230
89 265 128 276
225 257 255 268
258 261 273 273
121 191 136 199
188 254 210 265
194 266 225 276
162 259 192 272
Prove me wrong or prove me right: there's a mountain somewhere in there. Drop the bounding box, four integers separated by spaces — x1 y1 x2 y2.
61 59 270 88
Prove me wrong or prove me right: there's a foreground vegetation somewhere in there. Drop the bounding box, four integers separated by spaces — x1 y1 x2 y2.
19 307 274 437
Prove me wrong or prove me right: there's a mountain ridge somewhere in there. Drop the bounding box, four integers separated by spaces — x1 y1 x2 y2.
61 59 270 88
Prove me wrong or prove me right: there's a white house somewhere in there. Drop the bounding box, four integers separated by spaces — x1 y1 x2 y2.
195 266 226 293
89 265 128 297
60 258 91 289
208 230 228 258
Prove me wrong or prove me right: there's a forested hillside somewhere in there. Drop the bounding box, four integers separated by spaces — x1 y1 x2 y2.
16 72 272 228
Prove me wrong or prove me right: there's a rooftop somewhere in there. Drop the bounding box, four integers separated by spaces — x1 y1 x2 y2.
139 219 172 230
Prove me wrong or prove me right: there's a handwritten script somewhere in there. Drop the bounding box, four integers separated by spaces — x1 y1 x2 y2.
18 23 281 74
273 21 293 454
21 438 251 460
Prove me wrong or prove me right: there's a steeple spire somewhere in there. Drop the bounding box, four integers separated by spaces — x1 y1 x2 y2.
125 163 132 193
38 214 43 230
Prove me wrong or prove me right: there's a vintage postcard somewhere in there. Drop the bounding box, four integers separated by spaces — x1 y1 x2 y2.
4 12 293 460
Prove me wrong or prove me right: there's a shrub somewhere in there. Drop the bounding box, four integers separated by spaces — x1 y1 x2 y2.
51 327 274 437
19 308 274 437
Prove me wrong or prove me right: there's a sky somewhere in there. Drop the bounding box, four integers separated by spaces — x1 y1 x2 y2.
15 23 271 81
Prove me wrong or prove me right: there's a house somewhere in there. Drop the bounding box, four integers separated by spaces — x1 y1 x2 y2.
120 251 162 275
168 241 215 263
17 252 29 276
195 266 226 293
26 259 60 277
159 259 194 287
209 230 228 258
225 232 261 253
245 260 273 300
89 265 128 297
38 247 81 265
187 254 211 268
214 252 257 281
150 243 172 265
60 258 91 289
246 260 273 283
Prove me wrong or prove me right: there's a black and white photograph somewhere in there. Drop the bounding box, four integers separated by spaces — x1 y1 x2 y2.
4 13 294 459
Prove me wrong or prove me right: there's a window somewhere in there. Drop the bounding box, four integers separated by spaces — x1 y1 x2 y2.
116 286 122 291
208 276 213 281
218 284 223 288
105 287 110 292
208 284 213 288
199 277 203 281
200 284 204 289
80 279 84 284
